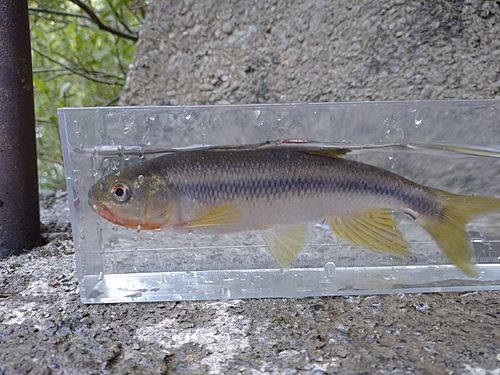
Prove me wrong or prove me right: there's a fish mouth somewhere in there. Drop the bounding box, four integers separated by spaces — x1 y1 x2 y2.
88 198 120 224
87 197 164 230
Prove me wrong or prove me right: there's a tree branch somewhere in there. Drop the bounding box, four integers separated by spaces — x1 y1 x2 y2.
68 0 138 41
96 93 121 107
29 7 91 20
49 47 126 80
33 68 67 74
32 46 123 85
37 155 64 167
106 0 134 35
35 117 55 124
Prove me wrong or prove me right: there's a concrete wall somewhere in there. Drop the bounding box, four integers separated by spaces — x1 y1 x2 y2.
121 0 500 106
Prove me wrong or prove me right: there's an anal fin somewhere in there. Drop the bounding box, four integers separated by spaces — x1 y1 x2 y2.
261 224 308 268
328 208 409 257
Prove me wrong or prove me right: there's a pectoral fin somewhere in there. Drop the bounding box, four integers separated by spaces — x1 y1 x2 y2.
261 224 308 268
327 208 409 257
179 203 244 227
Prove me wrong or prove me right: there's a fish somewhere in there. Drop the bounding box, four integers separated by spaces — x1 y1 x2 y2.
87 141 500 277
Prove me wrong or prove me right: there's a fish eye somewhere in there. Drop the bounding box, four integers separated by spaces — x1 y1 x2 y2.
112 183 131 202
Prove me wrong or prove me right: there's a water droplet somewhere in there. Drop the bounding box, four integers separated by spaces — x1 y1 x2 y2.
220 288 231 299
136 225 142 233
133 236 139 242
73 197 80 207
142 136 151 146
184 111 192 121
102 158 110 168
396 127 404 139
324 262 336 277
117 145 125 157
78 229 85 240
137 147 145 158
137 175 144 184
111 224 117 231
124 154 131 161
274 126 290 141
242 234 258 245
146 231 154 240
162 276 169 284
145 114 156 130
253 110 261 119
98 272 104 281
123 126 130 135
75 131 81 138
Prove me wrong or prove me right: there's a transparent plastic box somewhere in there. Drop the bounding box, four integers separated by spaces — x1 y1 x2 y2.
58 101 500 303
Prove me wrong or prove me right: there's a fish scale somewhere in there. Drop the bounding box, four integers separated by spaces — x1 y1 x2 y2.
155 148 437 218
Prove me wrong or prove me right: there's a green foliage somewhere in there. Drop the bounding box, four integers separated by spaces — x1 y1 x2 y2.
30 0 146 190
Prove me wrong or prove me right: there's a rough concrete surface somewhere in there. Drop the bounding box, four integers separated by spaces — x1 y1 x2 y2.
2 0 500 373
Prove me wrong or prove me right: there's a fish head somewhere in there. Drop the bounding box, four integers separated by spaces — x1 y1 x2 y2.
88 168 176 230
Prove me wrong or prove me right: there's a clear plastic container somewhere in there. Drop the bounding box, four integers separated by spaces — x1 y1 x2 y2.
58 101 500 303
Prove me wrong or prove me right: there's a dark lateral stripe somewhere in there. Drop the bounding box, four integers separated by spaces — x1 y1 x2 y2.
171 176 437 215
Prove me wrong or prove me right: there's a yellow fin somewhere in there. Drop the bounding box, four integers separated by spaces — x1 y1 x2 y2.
417 191 500 277
303 149 349 158
261 224 307 268
327 209 409 257
181 203 243 227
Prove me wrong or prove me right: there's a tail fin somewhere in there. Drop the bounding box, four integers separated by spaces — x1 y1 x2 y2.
417 191 500 277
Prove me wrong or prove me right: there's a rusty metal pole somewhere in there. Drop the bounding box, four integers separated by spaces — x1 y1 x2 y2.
0 0 41 257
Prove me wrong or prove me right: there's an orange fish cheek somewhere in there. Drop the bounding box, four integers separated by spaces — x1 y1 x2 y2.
92 203 135 228
95 203 165 230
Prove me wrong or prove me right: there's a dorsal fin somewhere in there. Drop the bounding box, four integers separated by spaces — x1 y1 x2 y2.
303 149 350 158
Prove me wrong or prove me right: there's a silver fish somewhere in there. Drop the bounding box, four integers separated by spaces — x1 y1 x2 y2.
88 142 500 276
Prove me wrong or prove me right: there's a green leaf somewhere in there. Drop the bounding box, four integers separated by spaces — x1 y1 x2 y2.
75 32 84 50
33 77 46 92
115 0 131 9
29 0 146 189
